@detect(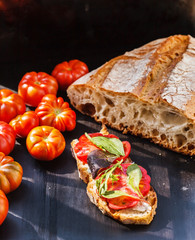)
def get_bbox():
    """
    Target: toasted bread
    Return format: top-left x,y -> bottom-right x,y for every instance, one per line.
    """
87,179 -> 157,225
71,127 -> 157,224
